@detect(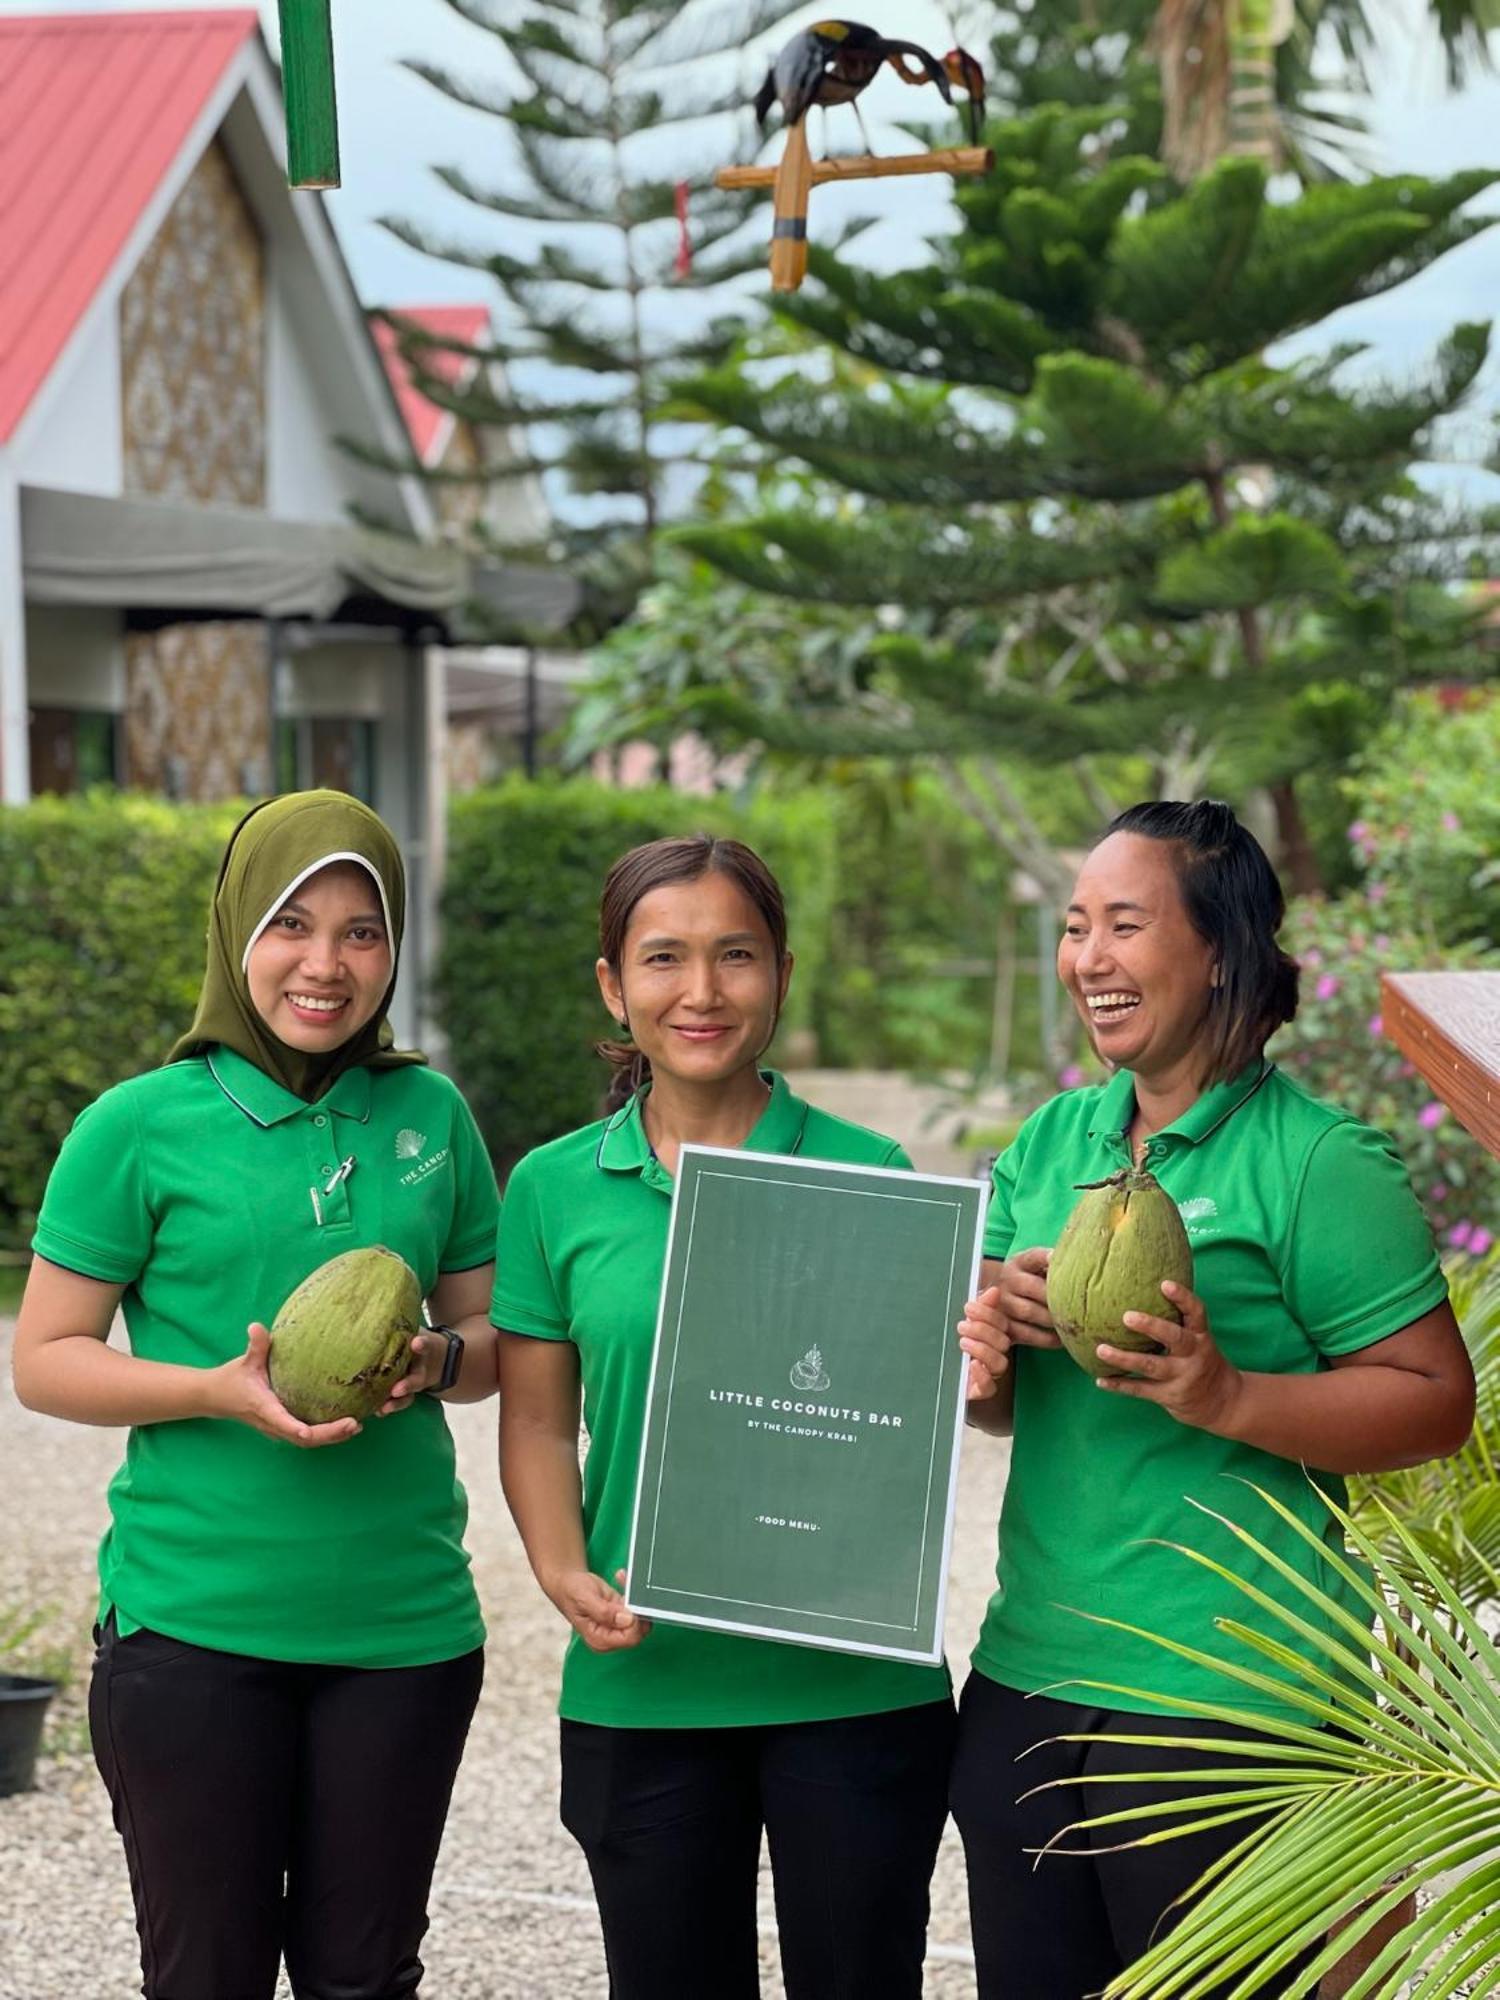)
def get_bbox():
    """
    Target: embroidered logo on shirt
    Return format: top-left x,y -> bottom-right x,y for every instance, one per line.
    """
1177,1196 -> 1218,1223
400,1144 -> 450,1188
395,1128 -> 426,1160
